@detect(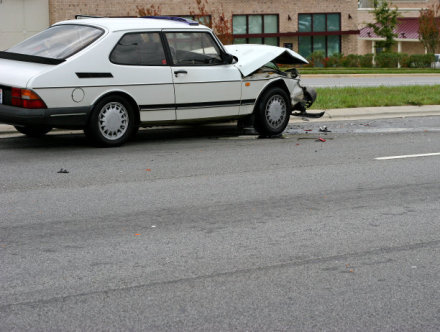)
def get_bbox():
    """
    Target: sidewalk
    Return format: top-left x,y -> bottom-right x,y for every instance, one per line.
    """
1,105 -> 440,134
